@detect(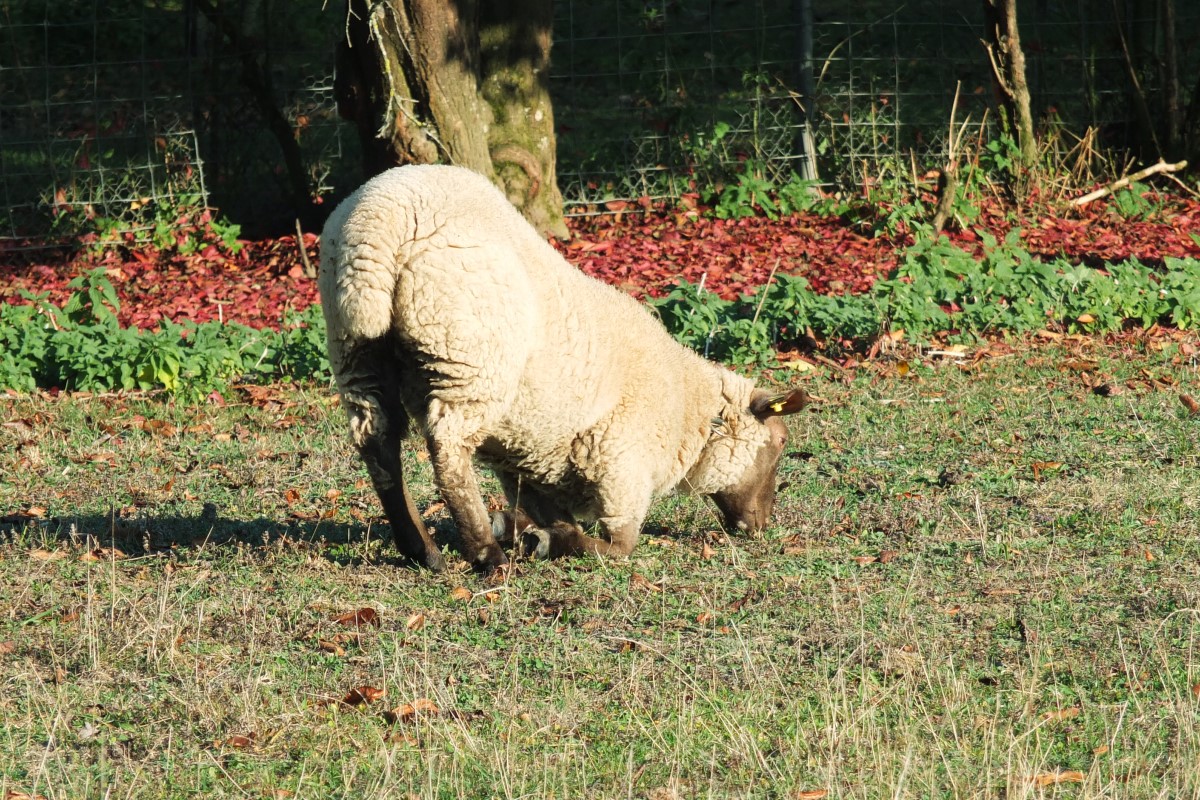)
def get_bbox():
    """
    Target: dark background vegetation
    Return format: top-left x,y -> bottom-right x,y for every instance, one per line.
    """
1,0 -> 1198,243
